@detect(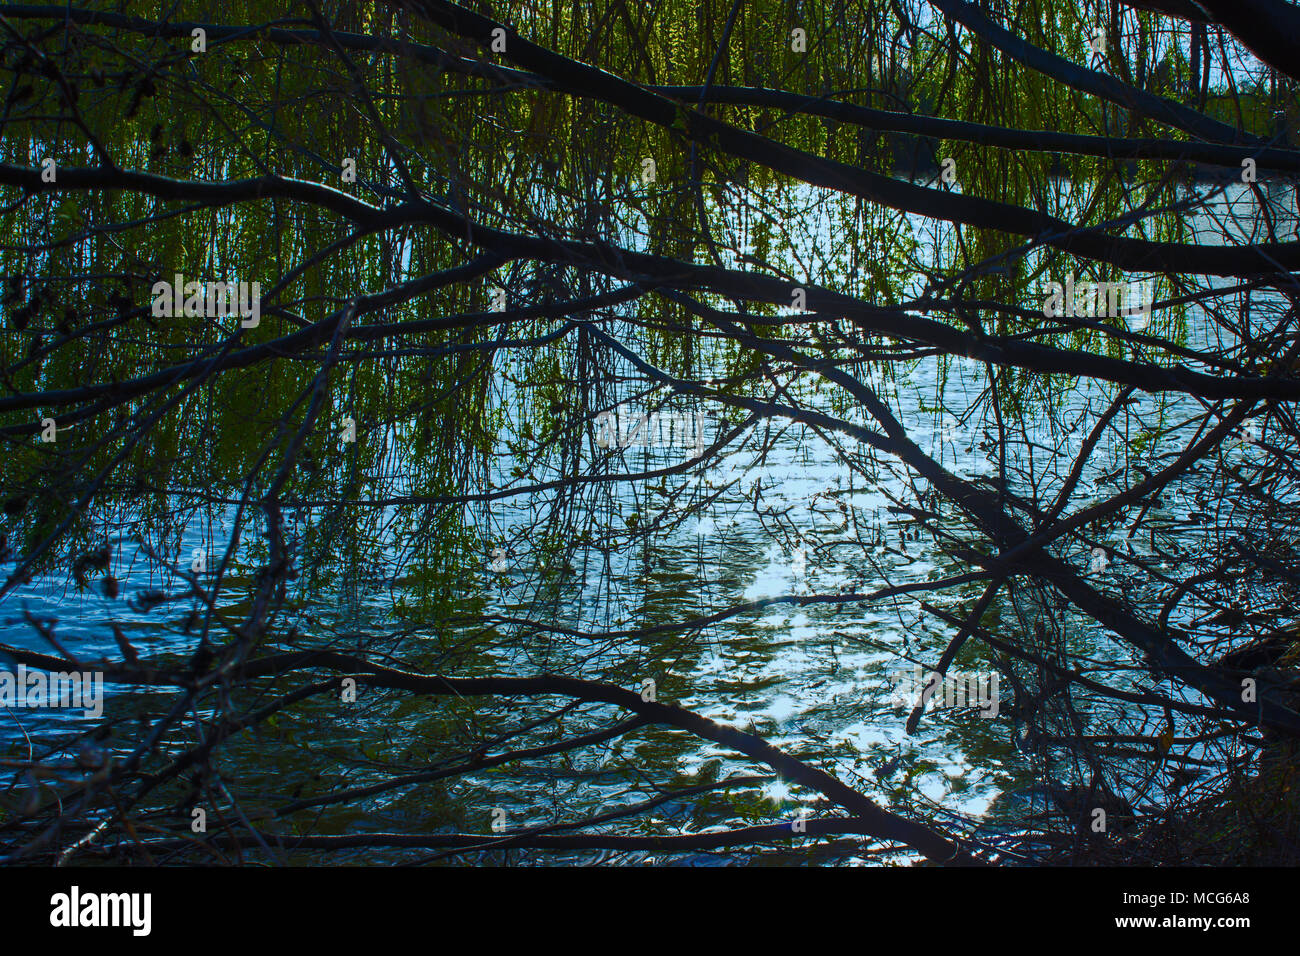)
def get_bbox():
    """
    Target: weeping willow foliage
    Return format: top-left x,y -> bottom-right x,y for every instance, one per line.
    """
0,0 -> 1246,564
